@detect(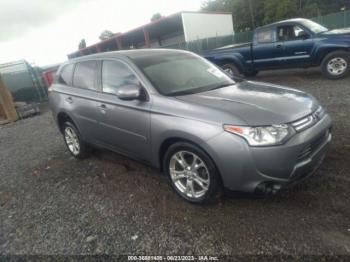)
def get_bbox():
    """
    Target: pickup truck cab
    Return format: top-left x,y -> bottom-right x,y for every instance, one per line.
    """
203,18 -> 350,79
